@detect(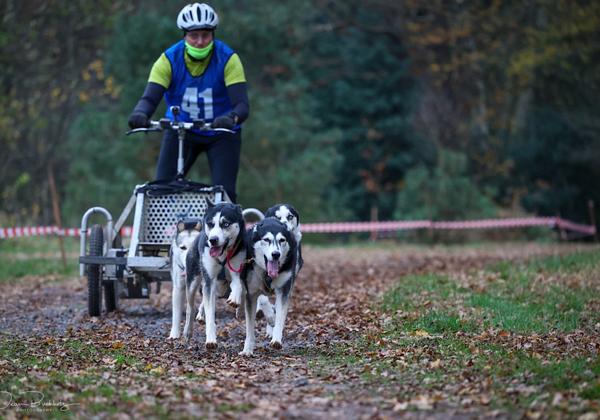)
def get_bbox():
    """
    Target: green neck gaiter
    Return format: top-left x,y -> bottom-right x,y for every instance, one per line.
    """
185,41 -> 214,60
